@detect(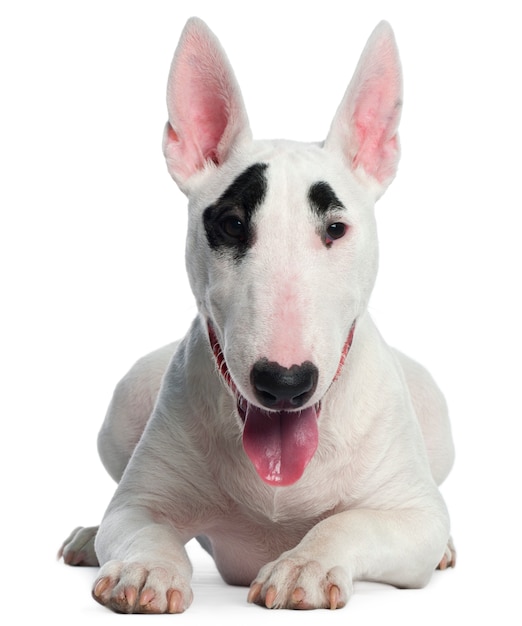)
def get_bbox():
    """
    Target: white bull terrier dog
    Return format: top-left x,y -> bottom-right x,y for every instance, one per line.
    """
60,17 -> 456,613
